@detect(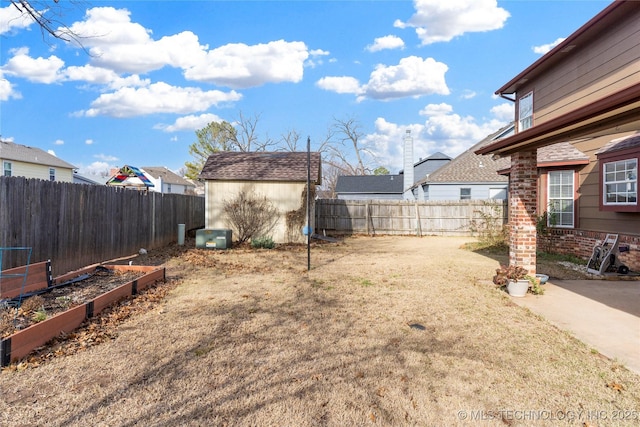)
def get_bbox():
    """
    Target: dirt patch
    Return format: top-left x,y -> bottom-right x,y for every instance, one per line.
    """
1,268 -> 144,337
0,236 -> 638,427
